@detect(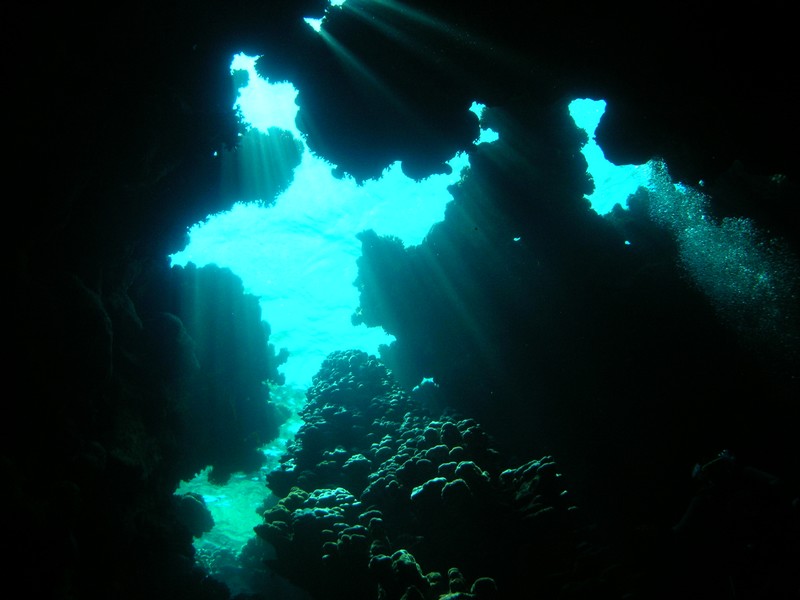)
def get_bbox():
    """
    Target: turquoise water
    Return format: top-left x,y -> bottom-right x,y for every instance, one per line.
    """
569,98 -> 652,214
170,58 -> 645,390
169,55 -> 658,587
171,54 -> 476,389
173,51 -> 798,594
